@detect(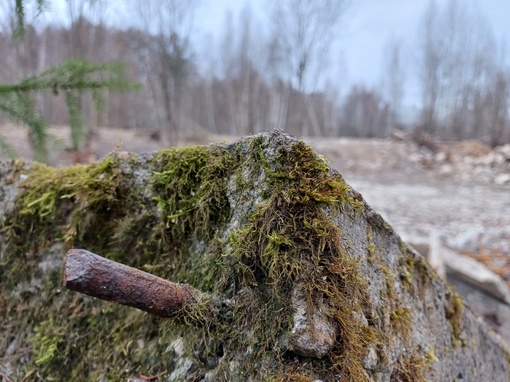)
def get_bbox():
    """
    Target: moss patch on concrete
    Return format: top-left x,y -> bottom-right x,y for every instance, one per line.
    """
0,132 -> 469,381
